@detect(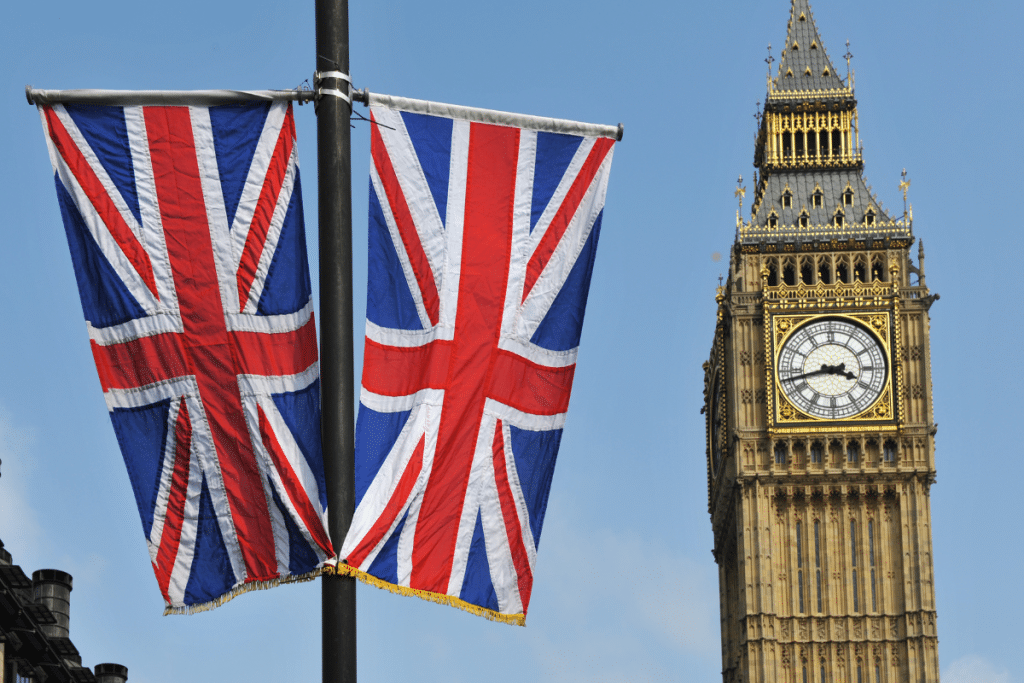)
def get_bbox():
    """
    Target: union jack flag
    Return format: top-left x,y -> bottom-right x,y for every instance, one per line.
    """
38,100 -> 333,612
339,102 -> 616,624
